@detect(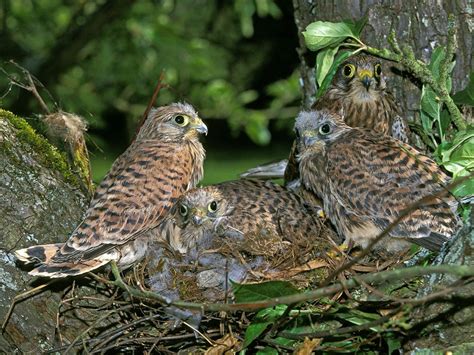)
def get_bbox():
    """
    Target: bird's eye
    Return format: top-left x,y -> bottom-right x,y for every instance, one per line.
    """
294,129 -> 301,139
374,63 -> 382,77
179,204 -> 188,216
174,115 -> 189,126
208,201 -> 218,213
342,64 -> 356,78
319,123 -> 331,135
